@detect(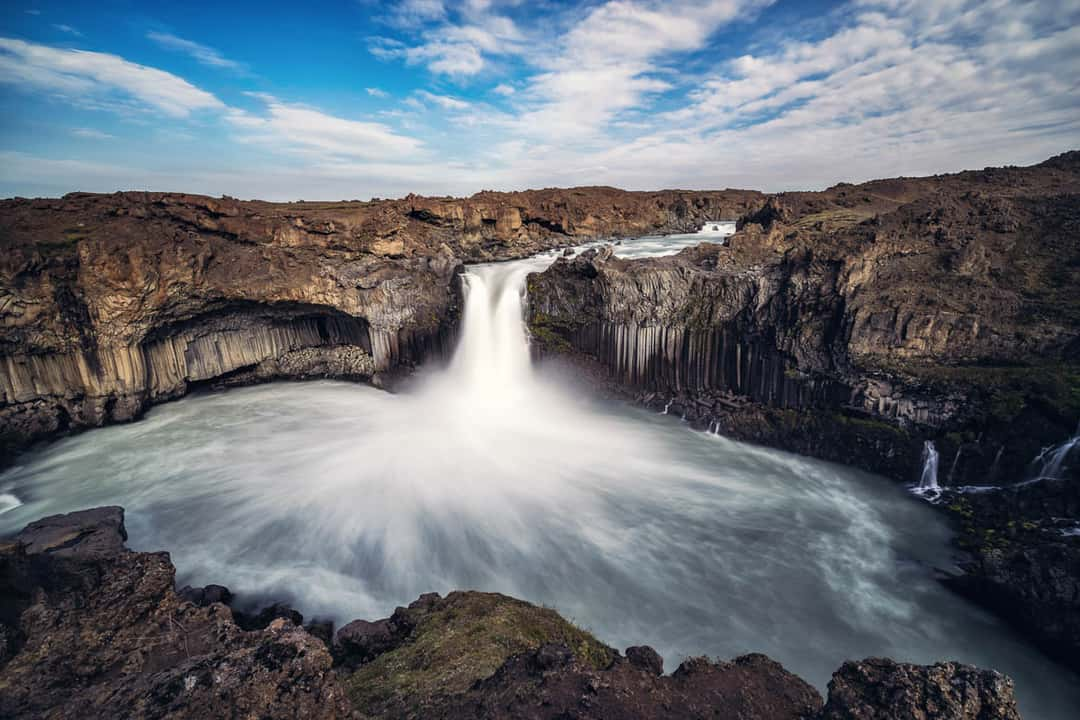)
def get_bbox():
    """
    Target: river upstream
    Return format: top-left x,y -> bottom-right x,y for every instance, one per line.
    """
2,232 -> 1078,718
